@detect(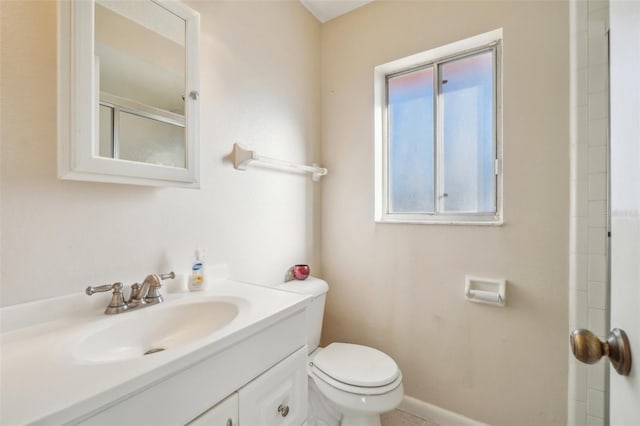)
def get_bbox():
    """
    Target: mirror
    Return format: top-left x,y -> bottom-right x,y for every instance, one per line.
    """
95,1 -> 186,167
58,0 -> 200,188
